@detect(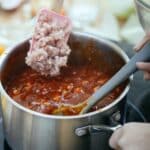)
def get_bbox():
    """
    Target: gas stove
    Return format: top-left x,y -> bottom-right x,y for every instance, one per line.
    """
1,43 -> 150,150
